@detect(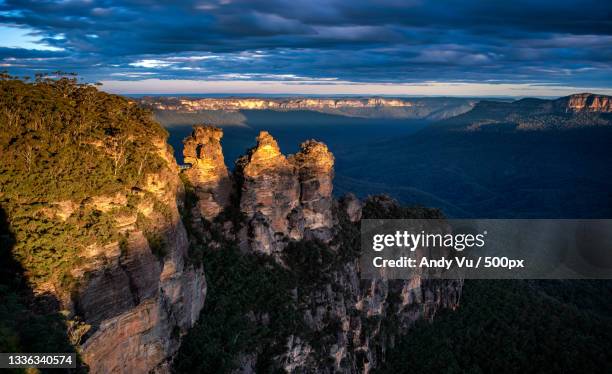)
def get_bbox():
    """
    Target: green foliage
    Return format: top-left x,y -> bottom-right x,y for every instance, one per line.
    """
0,205 -> 84,371
0,76 -> 168,203
174,246 -> 301,373
0,286 -> 78,363
0,76 -> 169,289
5,204 -> 122,289
283,239 -> 334,284
376,280 -> 612,374
362,195 -> 444,220
145,231 -> 168,260
330,201 -> 361,261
